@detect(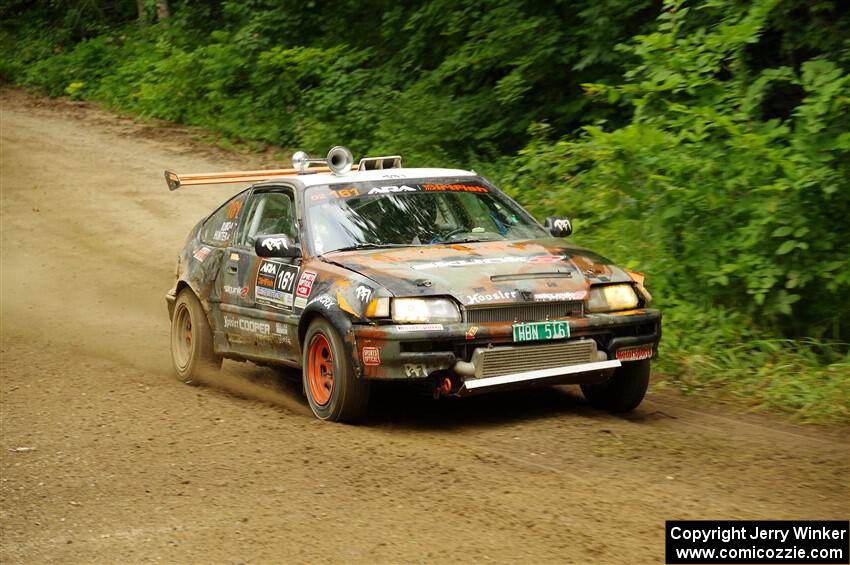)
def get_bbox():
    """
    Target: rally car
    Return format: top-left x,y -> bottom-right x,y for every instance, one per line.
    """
166,147 -> 661,422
